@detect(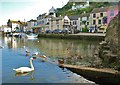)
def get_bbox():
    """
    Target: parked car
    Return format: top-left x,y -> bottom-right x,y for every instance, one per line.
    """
89,26 -> 94,33
52,29 -> 61,34
61,29 -> 72,34
45,30 -> 51,33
